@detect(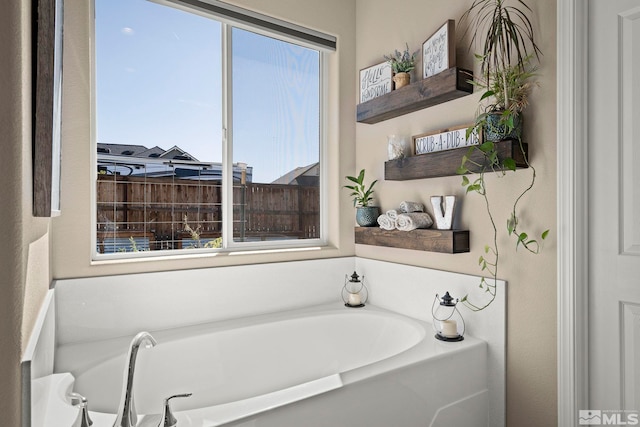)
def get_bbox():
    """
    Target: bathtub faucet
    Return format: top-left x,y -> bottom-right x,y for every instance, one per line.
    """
113,331 -> 157,427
